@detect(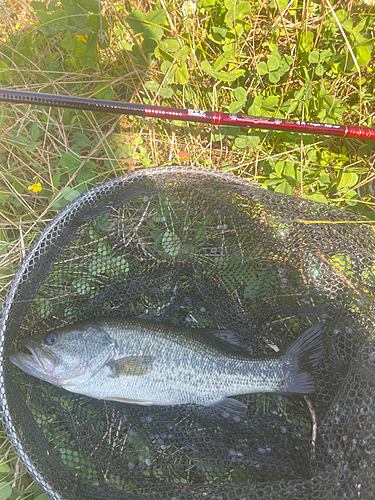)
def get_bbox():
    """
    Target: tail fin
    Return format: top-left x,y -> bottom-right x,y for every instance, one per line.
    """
280,323 -> 323,394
